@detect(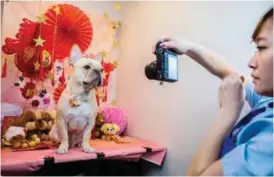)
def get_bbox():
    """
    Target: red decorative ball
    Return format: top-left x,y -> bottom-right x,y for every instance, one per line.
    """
32,100 -> 40,107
